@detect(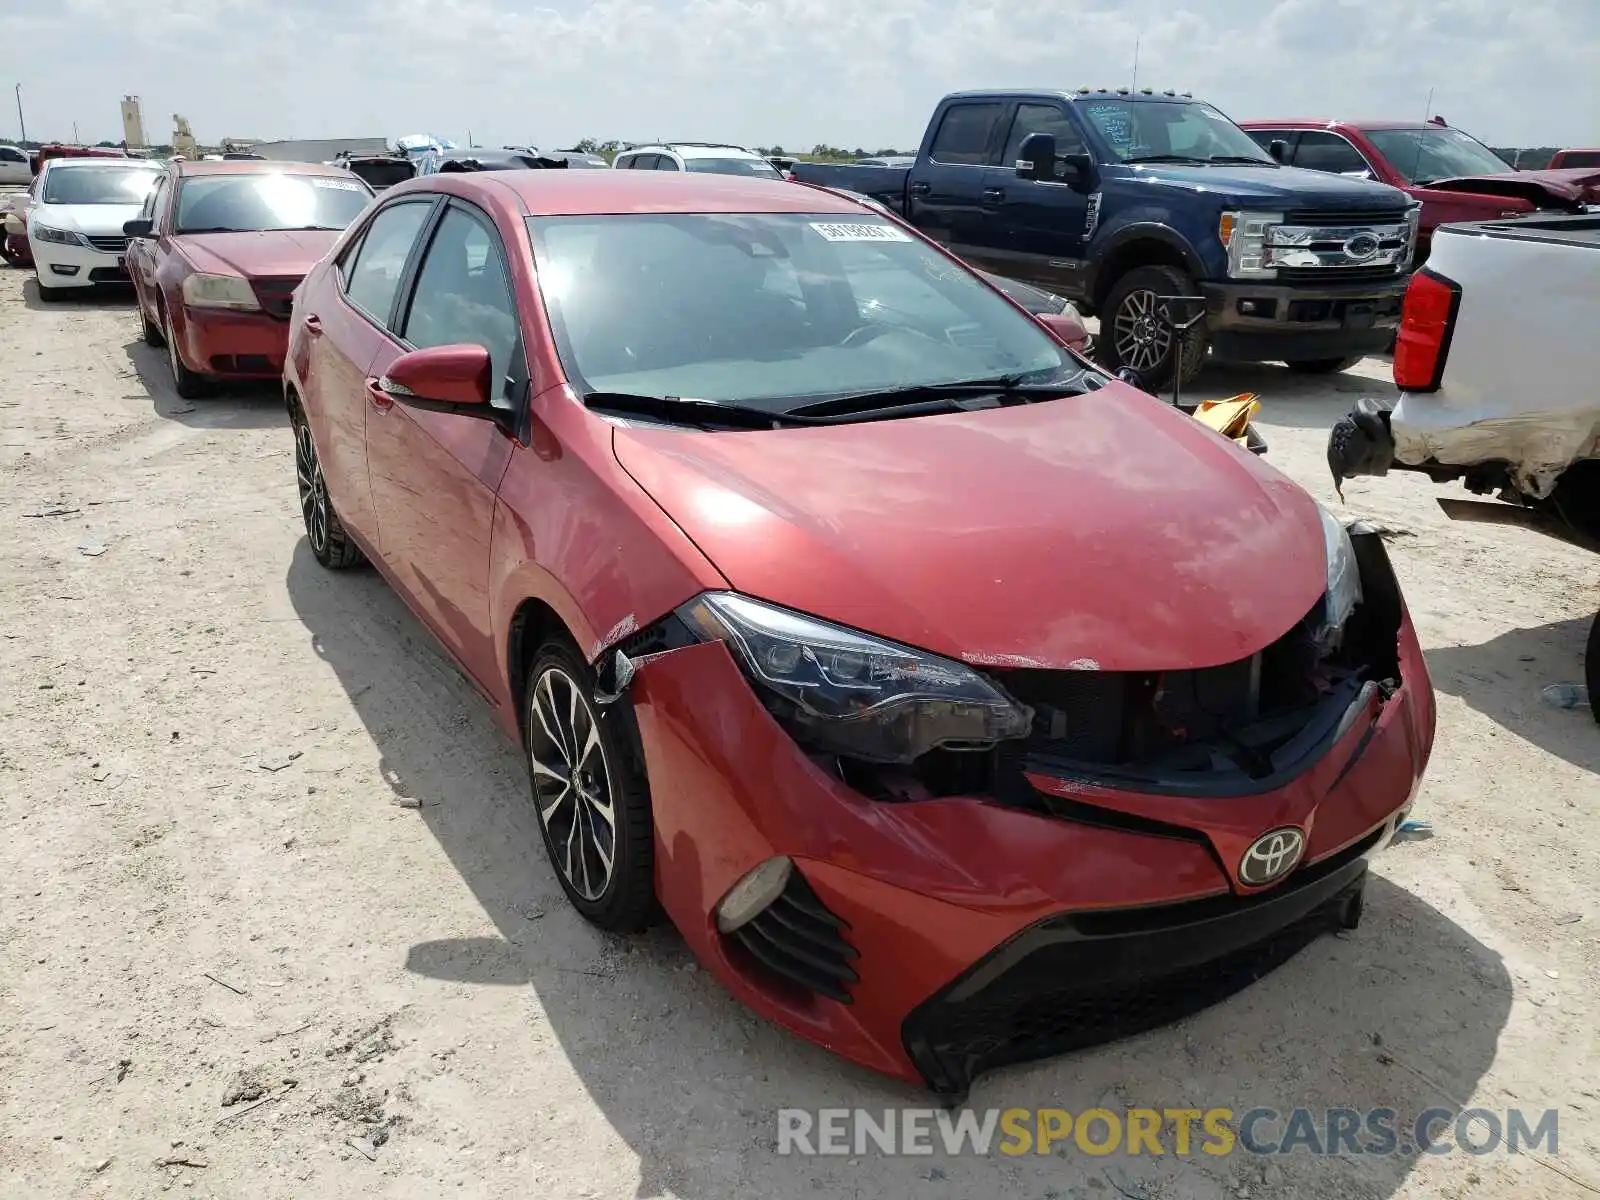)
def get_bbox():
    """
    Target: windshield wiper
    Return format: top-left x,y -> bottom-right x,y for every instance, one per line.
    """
1207,155 -> 1276,165
581,391 -> 808,429
1124,154 -> 1210,165
787,374 -> 1092,418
